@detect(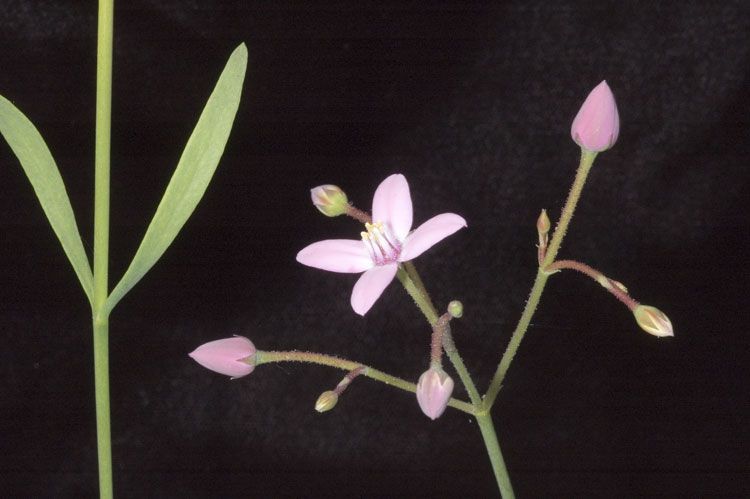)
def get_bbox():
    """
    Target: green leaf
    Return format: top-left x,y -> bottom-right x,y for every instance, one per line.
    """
106,43 -> 248,313
0,95 -> 94,304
